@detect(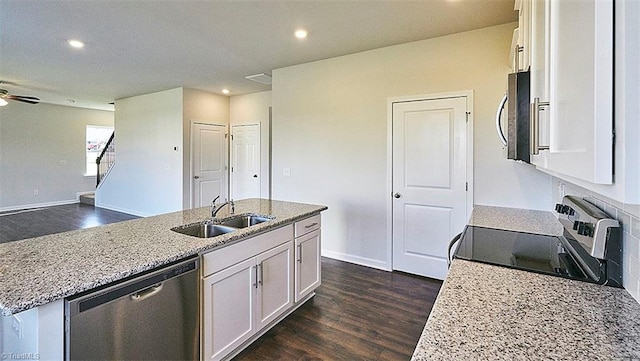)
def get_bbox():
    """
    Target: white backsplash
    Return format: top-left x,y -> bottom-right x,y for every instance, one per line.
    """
552,178 -> 640,303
